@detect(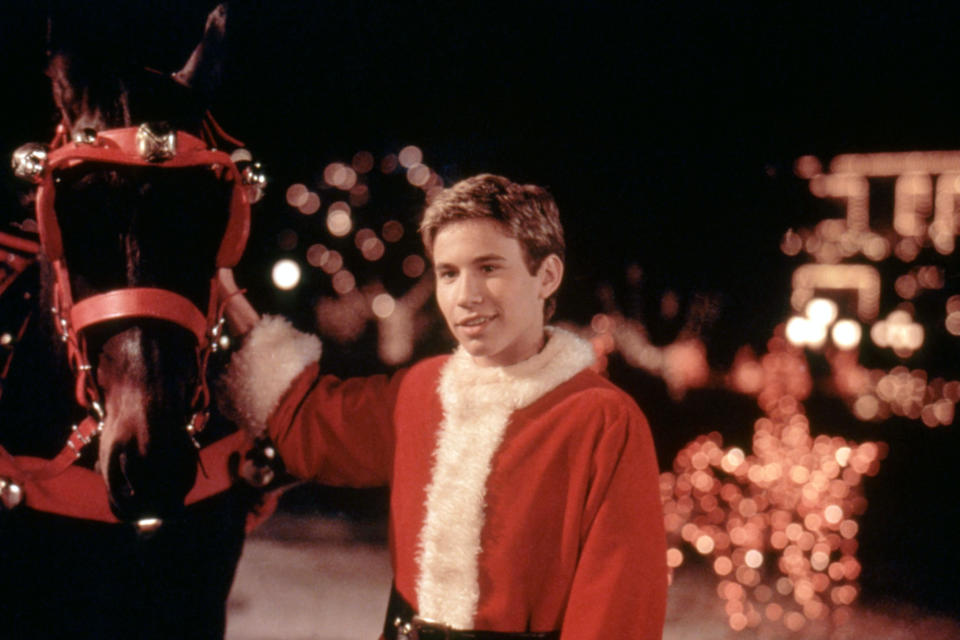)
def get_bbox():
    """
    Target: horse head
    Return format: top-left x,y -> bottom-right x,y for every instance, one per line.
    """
24,3 -> 258,521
